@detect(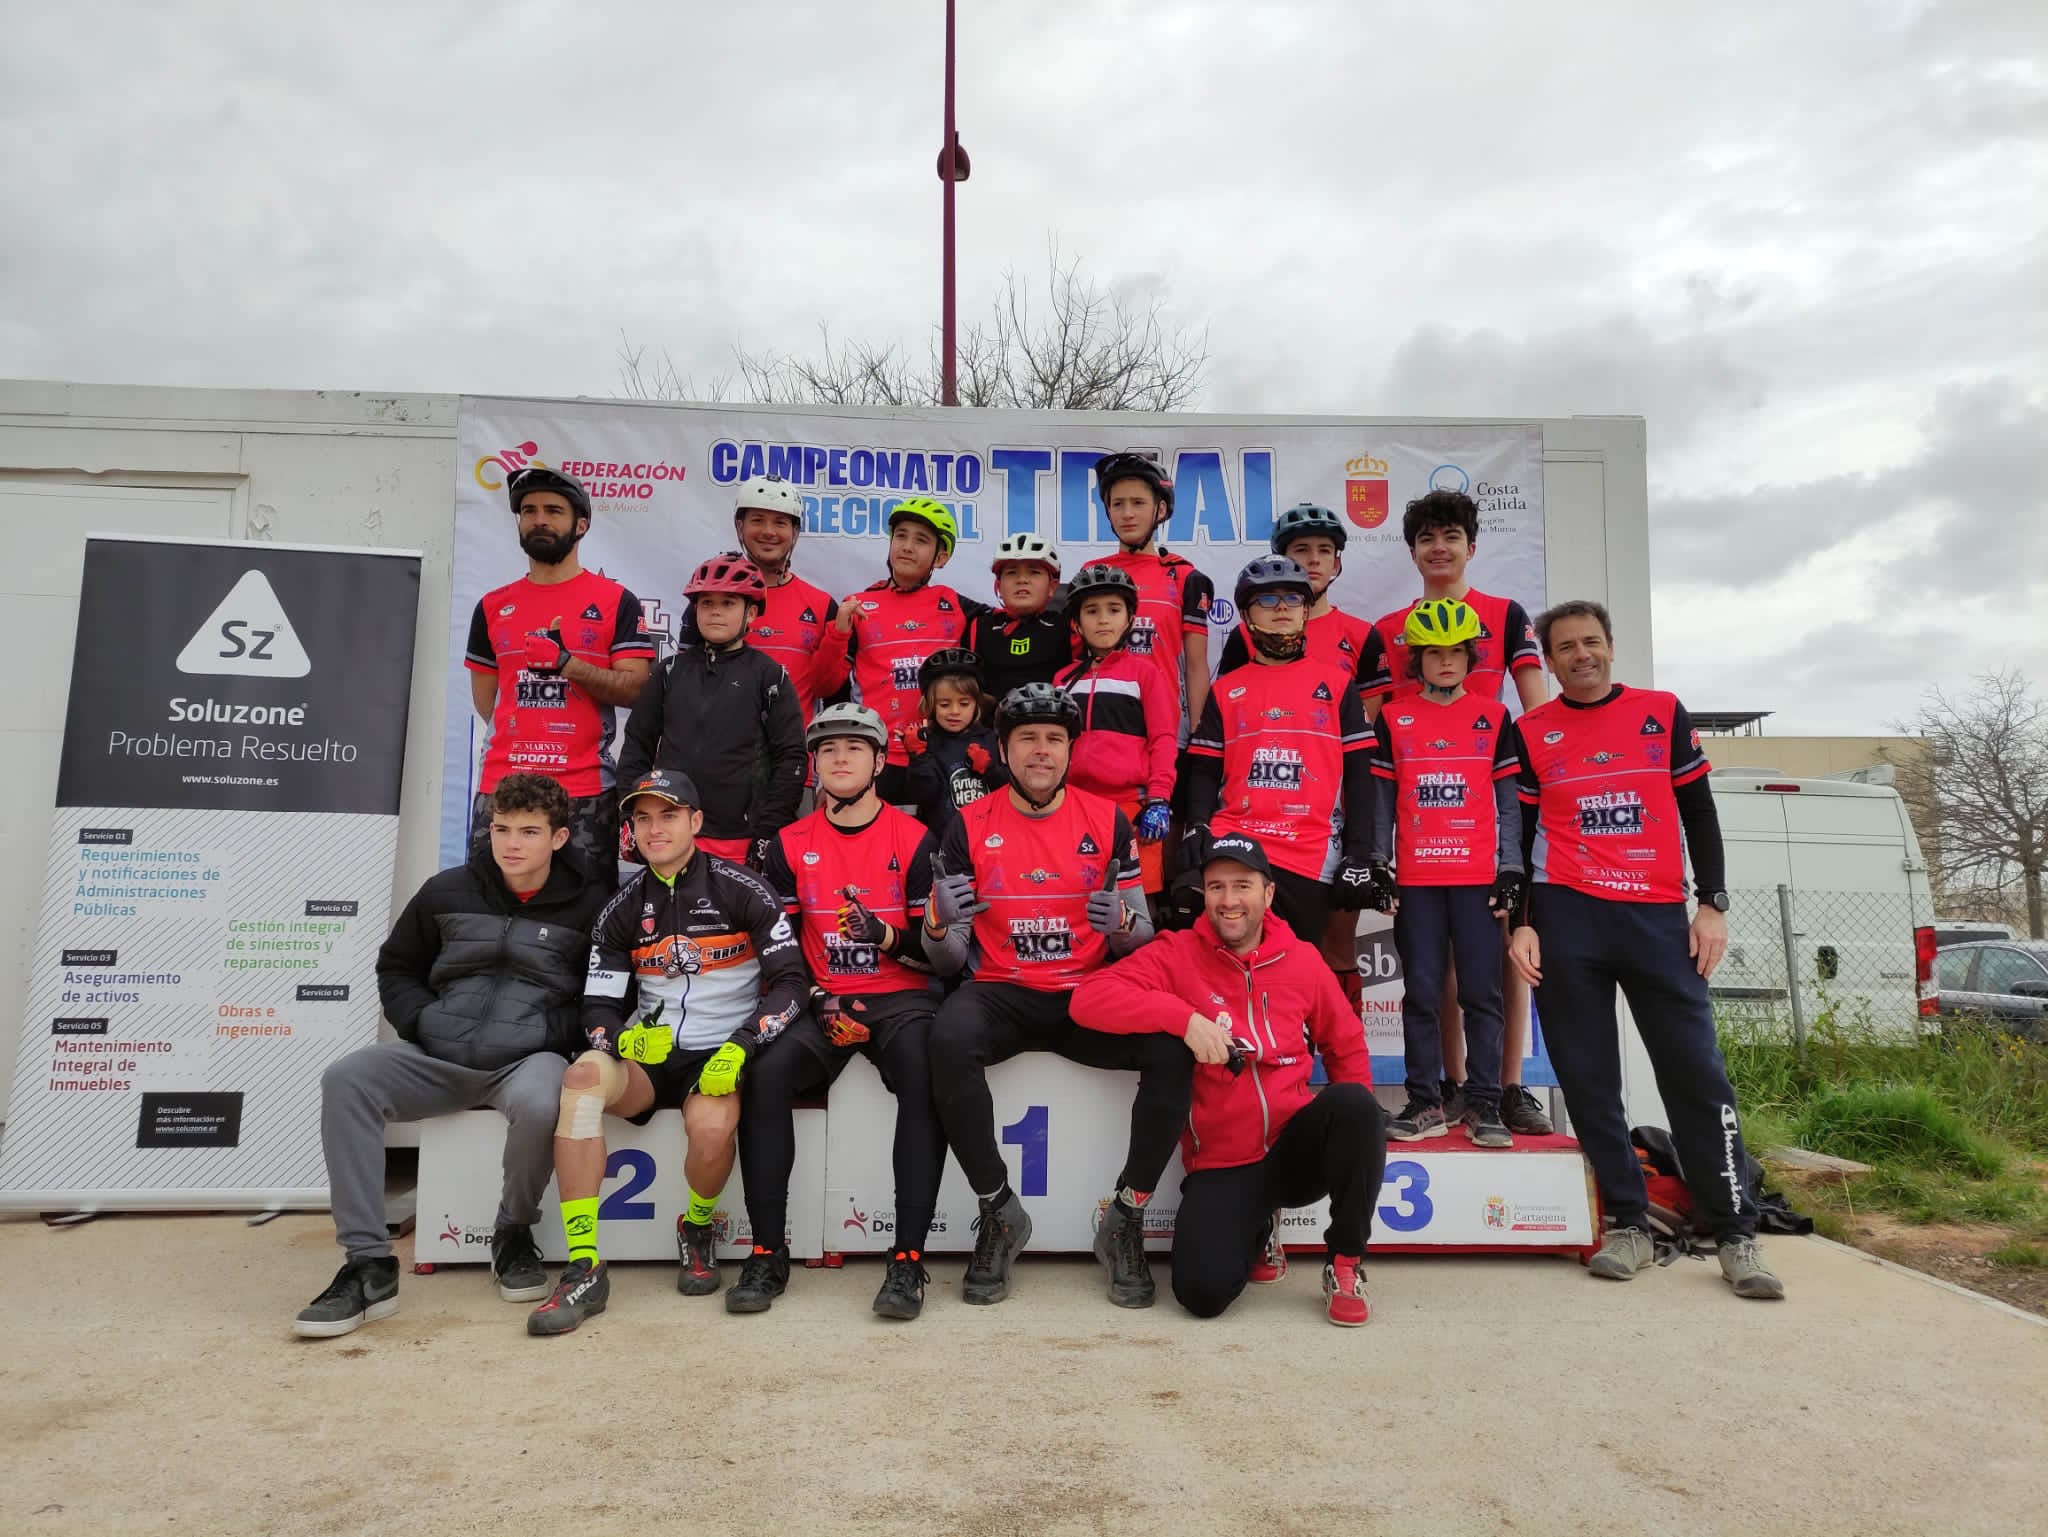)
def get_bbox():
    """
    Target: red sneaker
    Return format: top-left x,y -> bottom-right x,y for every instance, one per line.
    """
1249,1210 -> 1287,1284
1323,1255 -> 1369,1327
